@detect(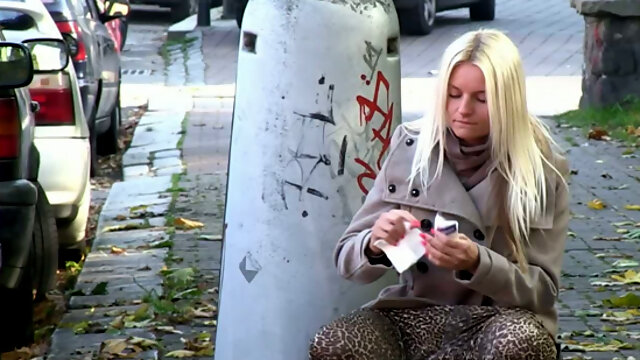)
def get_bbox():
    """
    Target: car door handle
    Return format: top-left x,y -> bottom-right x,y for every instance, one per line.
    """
30,101 -> 40,113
